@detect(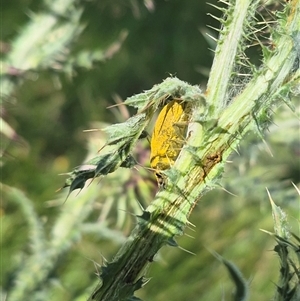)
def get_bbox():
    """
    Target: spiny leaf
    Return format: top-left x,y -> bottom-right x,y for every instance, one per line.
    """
267,188 -> 291,239
101,114 -> 147,148
209,249 -> 249,301
124,77 -> 203,110
62,152 -> 136,196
